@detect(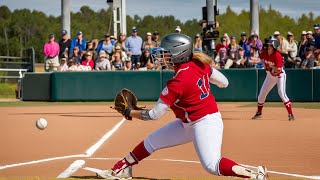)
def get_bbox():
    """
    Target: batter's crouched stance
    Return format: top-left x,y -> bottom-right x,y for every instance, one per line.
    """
97,34 -> 268,180
252,36 -> 294,121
